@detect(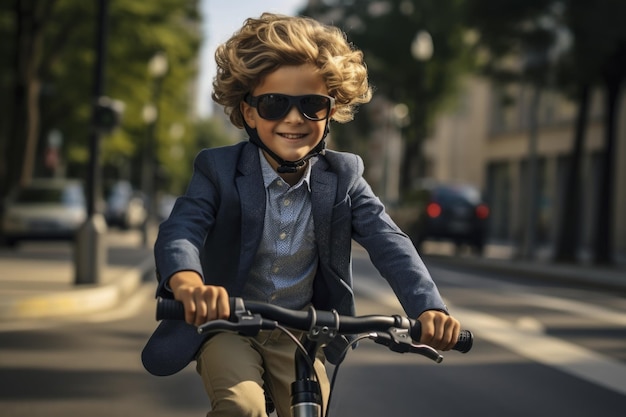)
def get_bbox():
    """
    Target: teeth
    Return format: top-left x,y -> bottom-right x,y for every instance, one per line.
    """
282,134 -> 304,139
